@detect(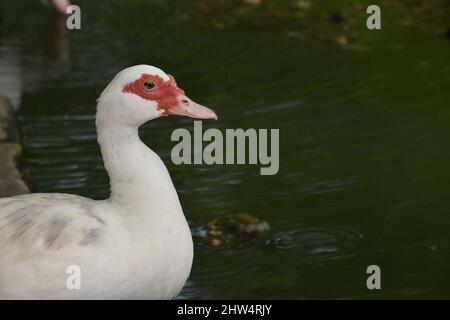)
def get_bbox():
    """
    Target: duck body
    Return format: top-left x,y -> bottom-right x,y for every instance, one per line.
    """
0,132 -> 193,300
0,65 -> 217,299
